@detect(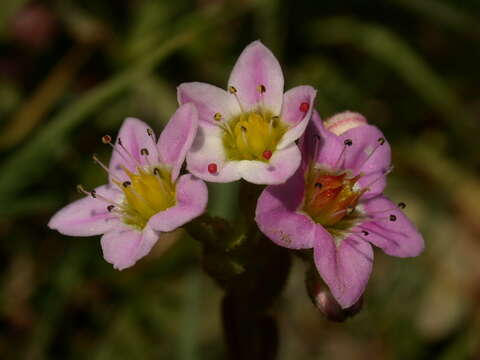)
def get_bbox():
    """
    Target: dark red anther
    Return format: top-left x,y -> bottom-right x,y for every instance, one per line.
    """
207,163 -> 218,174
262,150 -> 273,160
300,102 -> 310,112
